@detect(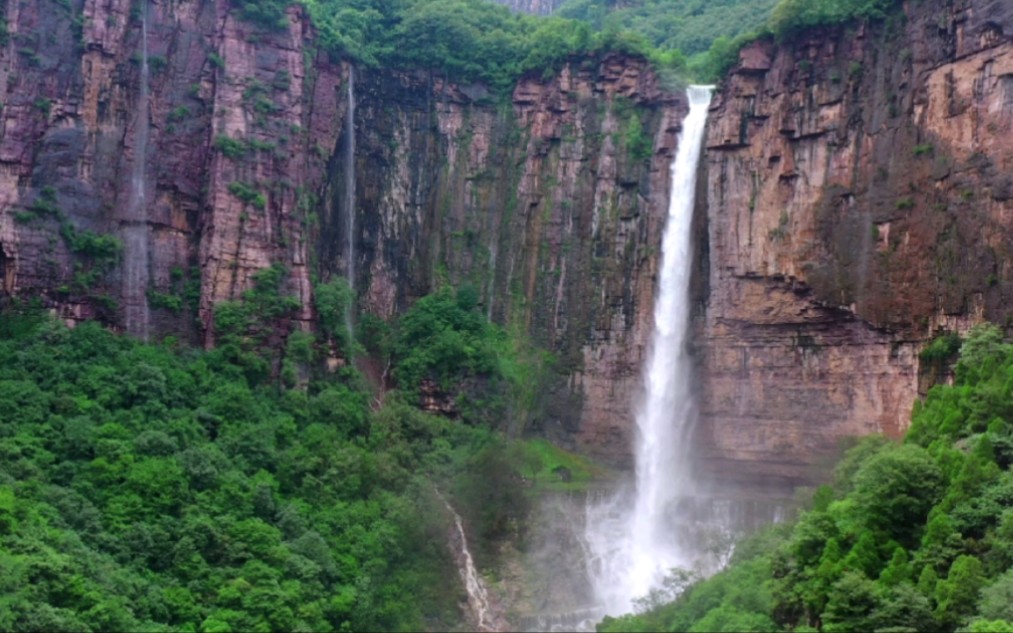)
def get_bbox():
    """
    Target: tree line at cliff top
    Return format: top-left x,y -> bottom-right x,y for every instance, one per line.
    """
231,0 -> 904,88
599,324 -> 1013,633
